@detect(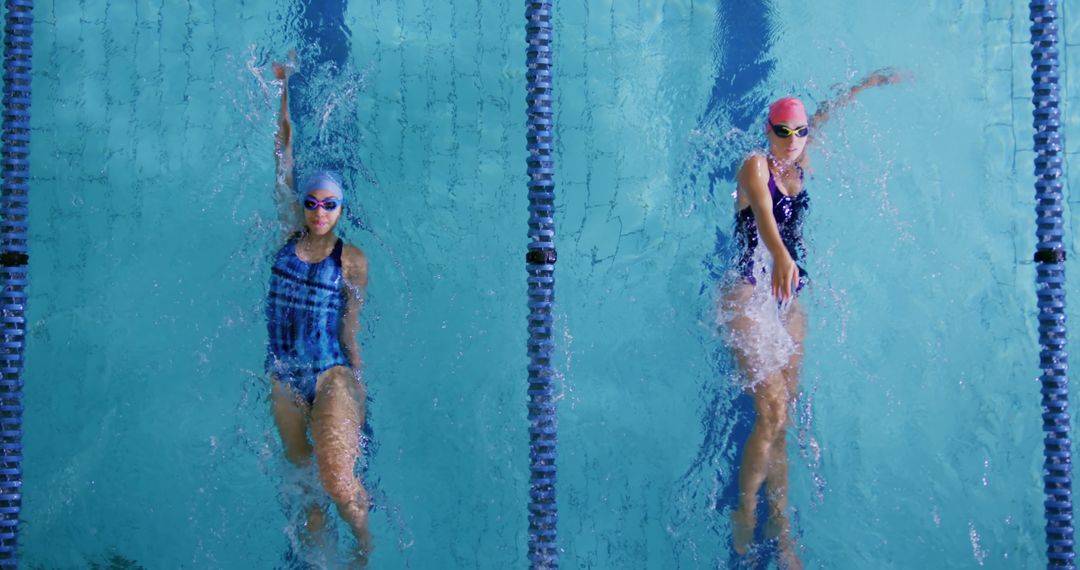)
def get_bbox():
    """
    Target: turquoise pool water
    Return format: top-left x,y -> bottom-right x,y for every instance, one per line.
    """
21,0 -> 1080,568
